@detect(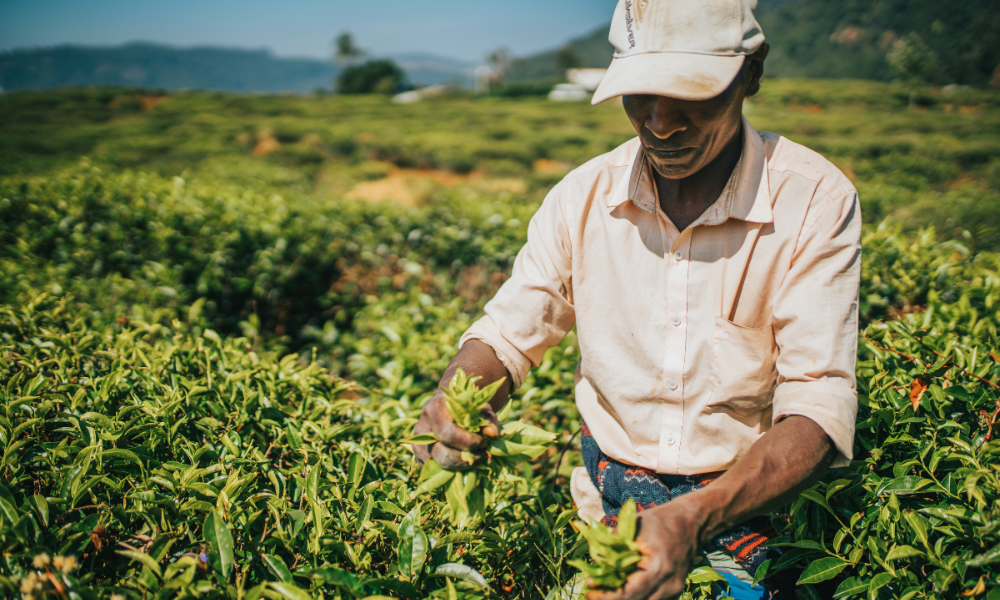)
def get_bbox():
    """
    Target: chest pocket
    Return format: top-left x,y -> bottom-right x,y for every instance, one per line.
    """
708,316 -> 778,416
